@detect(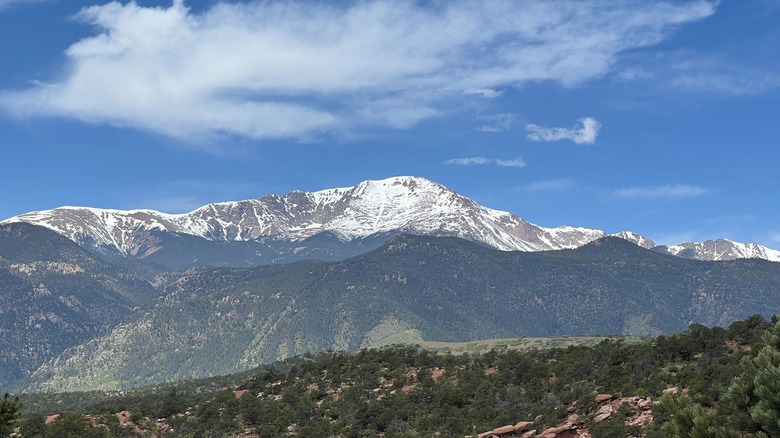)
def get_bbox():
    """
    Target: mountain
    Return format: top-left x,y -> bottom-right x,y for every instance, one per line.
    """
4,177 -> 778,267
653,239 -> 780,261
0,177 -> 606,263
20,235 -> 780,392
0,223 -> 161,390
